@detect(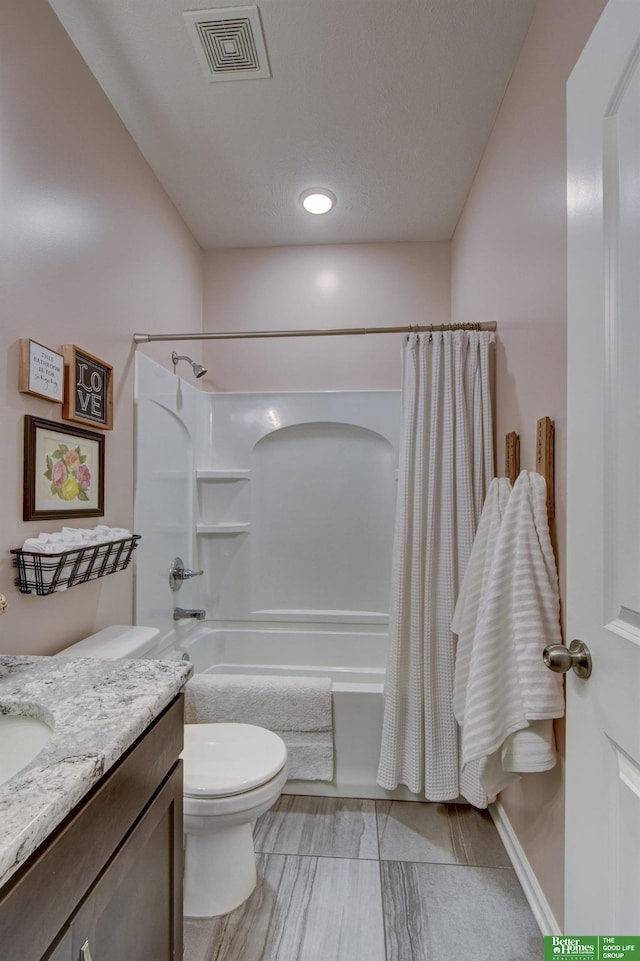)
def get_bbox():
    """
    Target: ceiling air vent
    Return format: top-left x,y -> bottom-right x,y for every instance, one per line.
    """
184,6 -> 271,82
